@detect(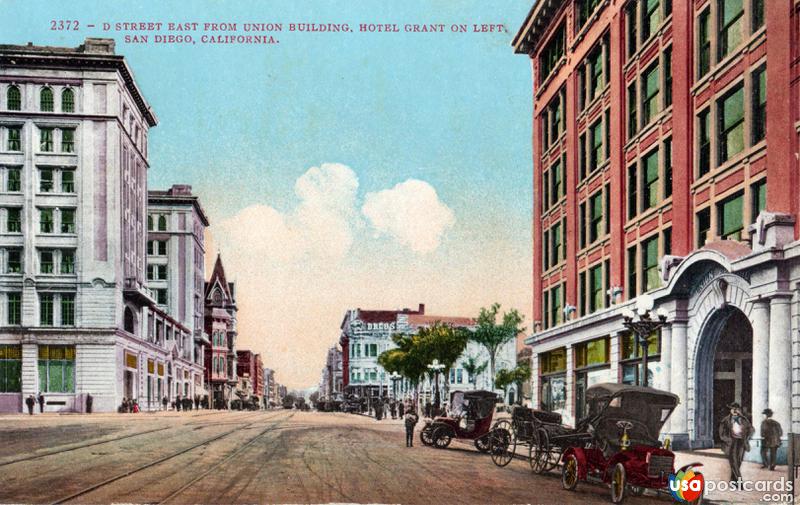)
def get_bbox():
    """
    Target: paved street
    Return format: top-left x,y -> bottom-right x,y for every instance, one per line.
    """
0,409 -> 684,505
